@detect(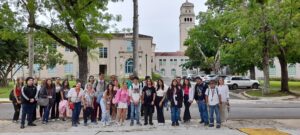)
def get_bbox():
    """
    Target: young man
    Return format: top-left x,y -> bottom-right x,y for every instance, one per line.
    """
205,80 -> 222,128
20,77 -> 38,129
130,76 -> 142,126
93,73 -> 106,122
194,77 -> 209,126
